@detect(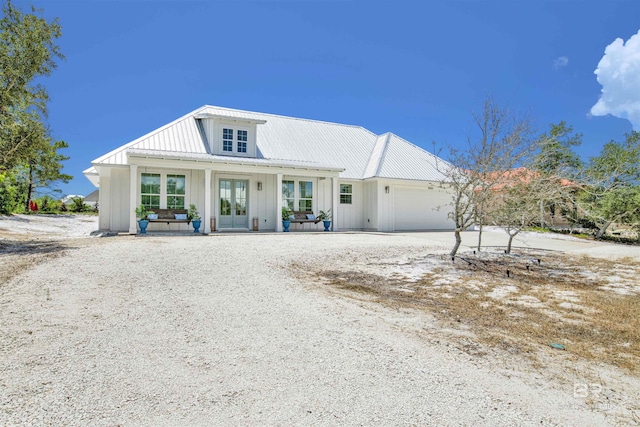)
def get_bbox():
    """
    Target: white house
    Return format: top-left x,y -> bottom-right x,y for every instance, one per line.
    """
84,105 -> 453,234
83,190 -> 99,209
60,194 -> 84,206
